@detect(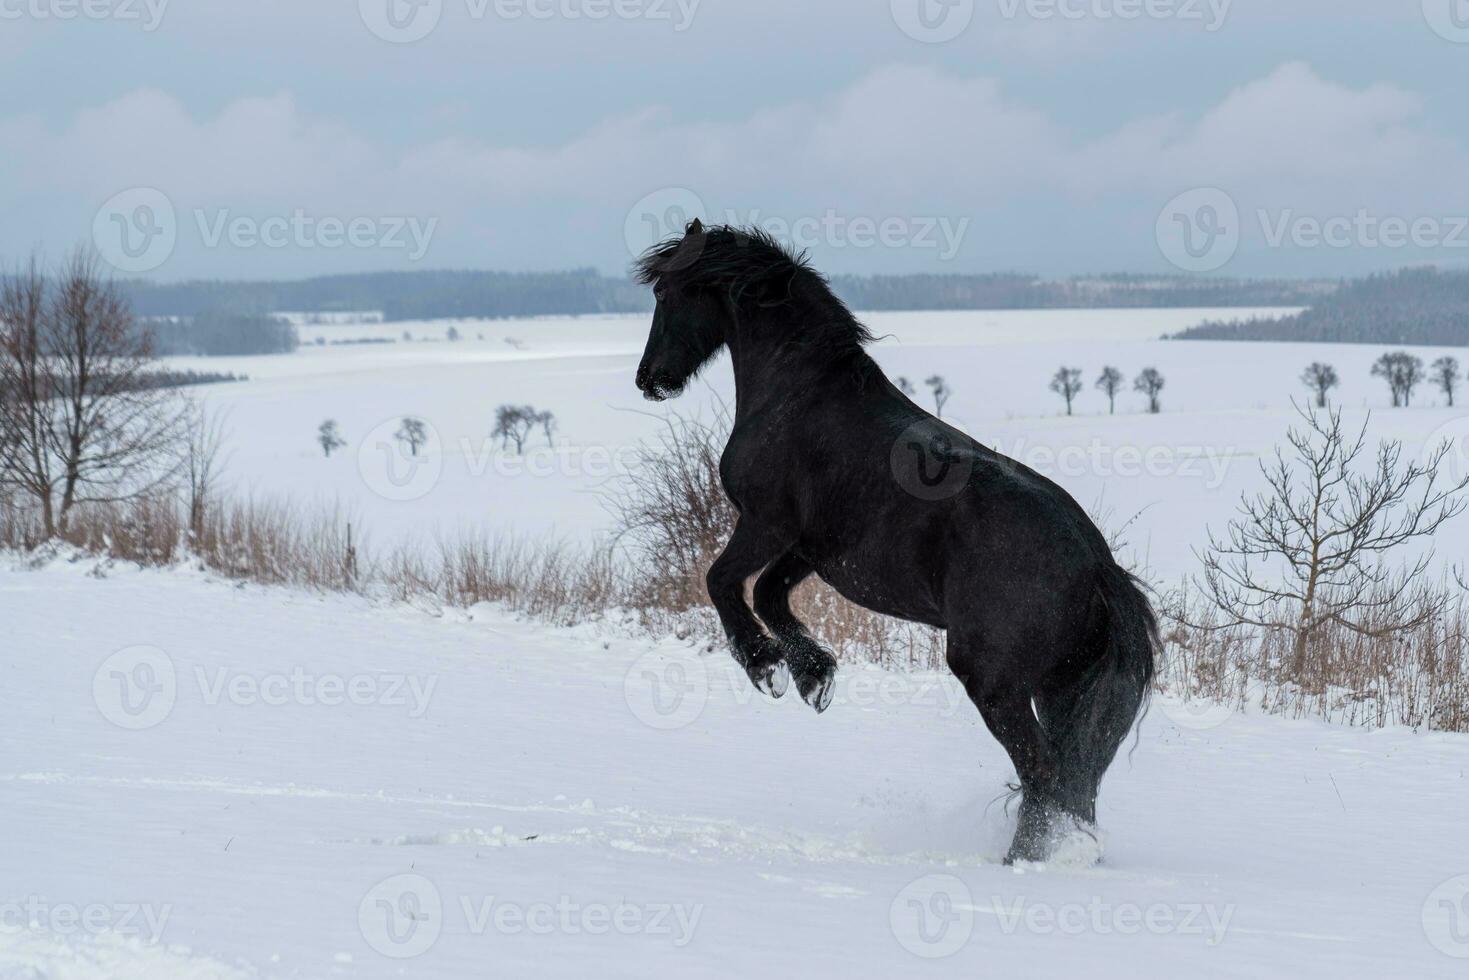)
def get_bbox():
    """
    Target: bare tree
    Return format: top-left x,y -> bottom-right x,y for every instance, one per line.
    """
1049,366 -> 1082,416
0,250 -> 189,537
1133,367 -> 1165,414
1095,366 -> 1123,415
395,417 -> 428,457
925,375 -> 951,419
535,409 -> 557,445
1300,362 -> 1339,408
185,406 -> 229,539
318,420 -> 346,458
493,405 -> 537,454
1431,356 -> 1461,408
894,376 -> 917,399
1195,405 -> 1469,671
1371,351 -> 1425,408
